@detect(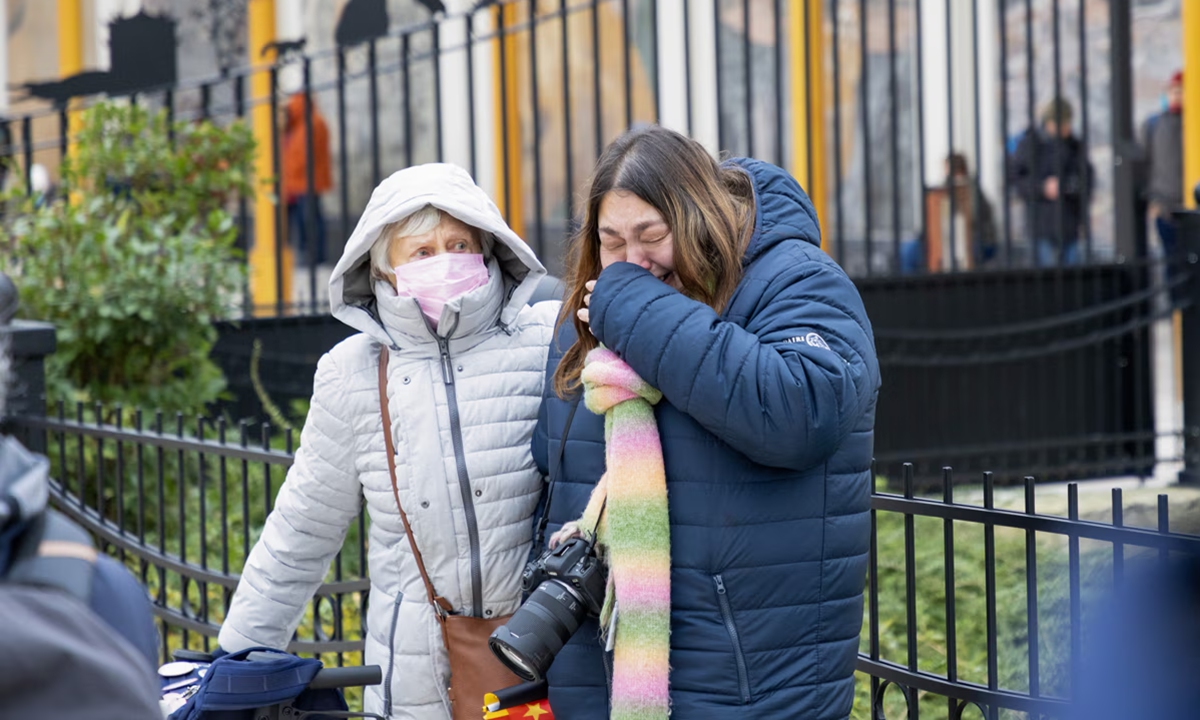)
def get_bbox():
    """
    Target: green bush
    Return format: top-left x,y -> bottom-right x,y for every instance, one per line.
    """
1,101 -> 255,416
